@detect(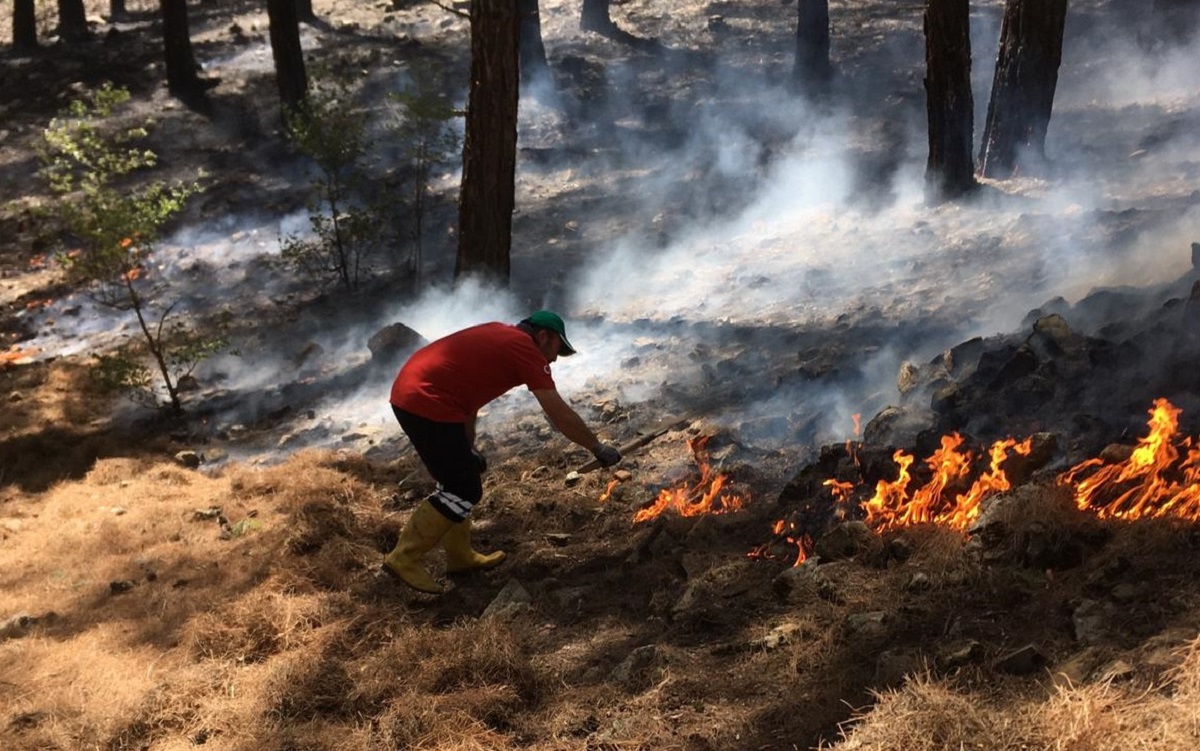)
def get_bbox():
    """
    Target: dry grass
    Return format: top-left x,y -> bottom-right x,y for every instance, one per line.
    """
824,637 -> 1200,751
